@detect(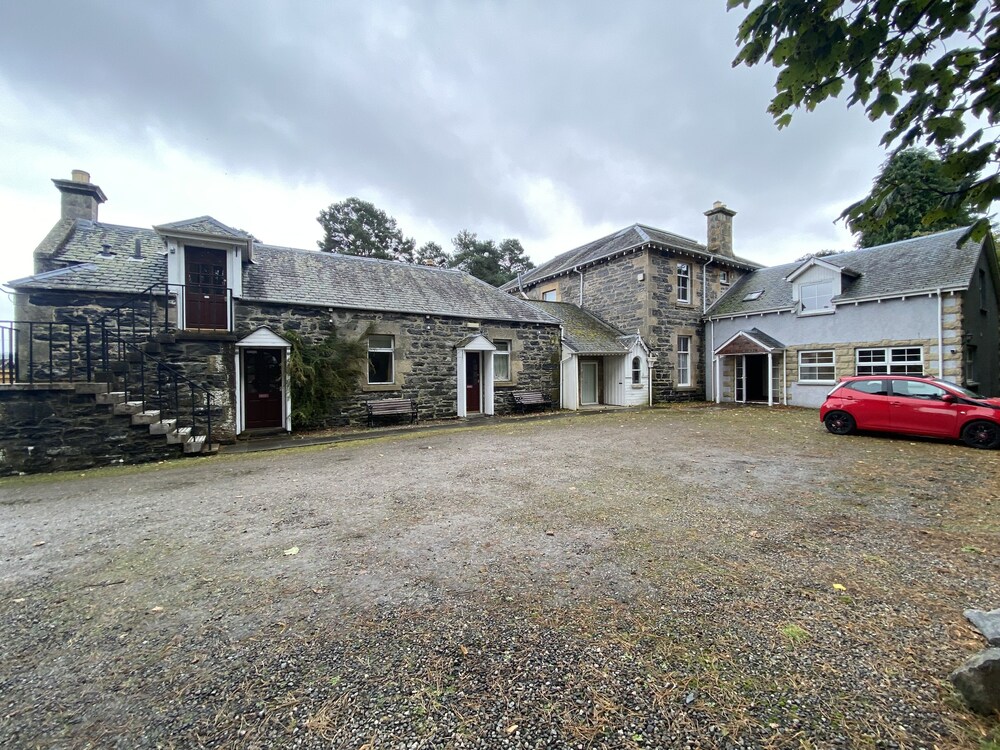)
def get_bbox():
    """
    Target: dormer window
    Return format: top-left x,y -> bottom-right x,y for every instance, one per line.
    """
800,280 -> 834,313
